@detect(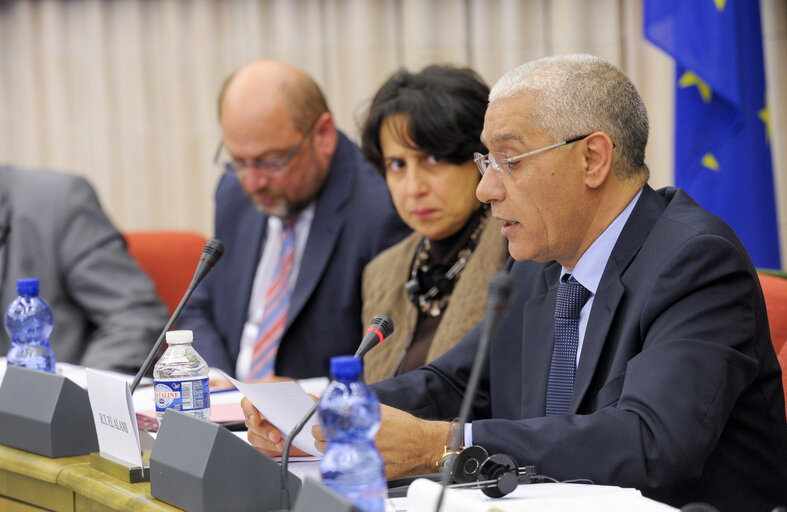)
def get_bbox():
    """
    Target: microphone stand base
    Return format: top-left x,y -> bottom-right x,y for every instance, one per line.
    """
89,451 -> 151,483
0,366 -> 99,457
